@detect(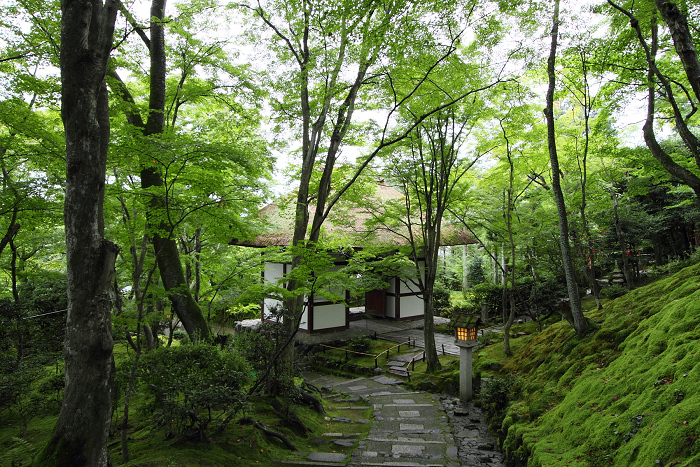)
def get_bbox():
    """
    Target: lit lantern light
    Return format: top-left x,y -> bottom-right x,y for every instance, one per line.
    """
454,314 -> 480,344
